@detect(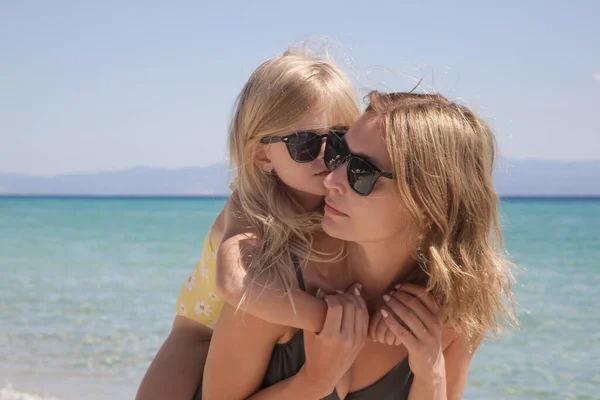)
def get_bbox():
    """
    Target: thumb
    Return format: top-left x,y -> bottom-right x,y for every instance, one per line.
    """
346,282 -> 363,296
